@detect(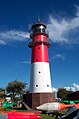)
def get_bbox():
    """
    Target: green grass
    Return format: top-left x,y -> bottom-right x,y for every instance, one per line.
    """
41,114 -> 55,119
